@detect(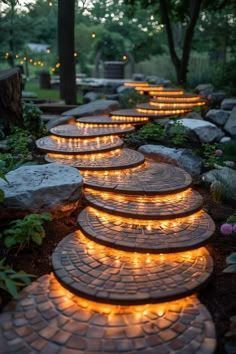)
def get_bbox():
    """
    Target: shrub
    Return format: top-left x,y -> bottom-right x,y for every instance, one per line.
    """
7,127 -> 32,162
22,102 -> 45,137
119,90 -> 148,109
124,122 -> 165,148
201,143 -> 218,168
1,213 -> 52,250
0,258 -> 32,298
169,120 -> 187,146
